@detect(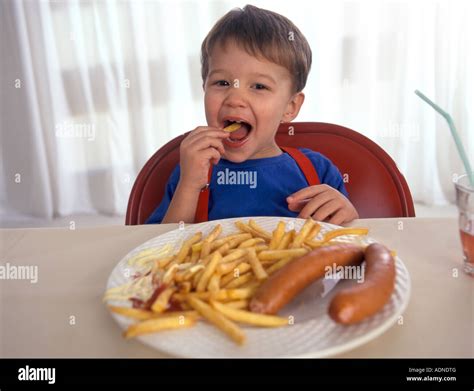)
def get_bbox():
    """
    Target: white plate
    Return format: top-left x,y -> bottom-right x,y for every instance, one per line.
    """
106,216 -> 411,358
